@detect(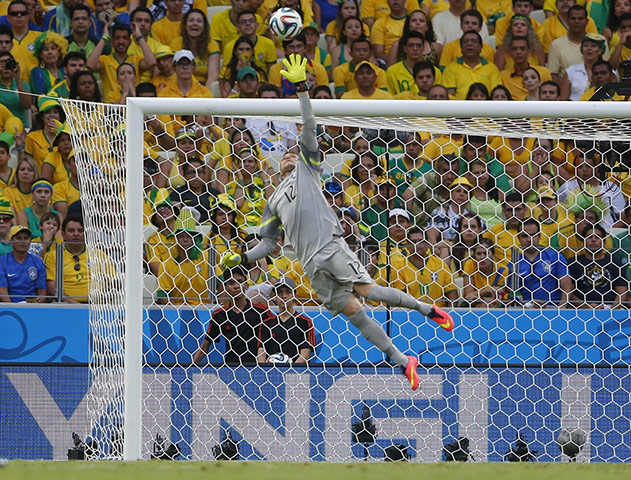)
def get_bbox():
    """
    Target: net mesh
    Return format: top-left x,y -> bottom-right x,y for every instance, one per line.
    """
59,97 -> 631,462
